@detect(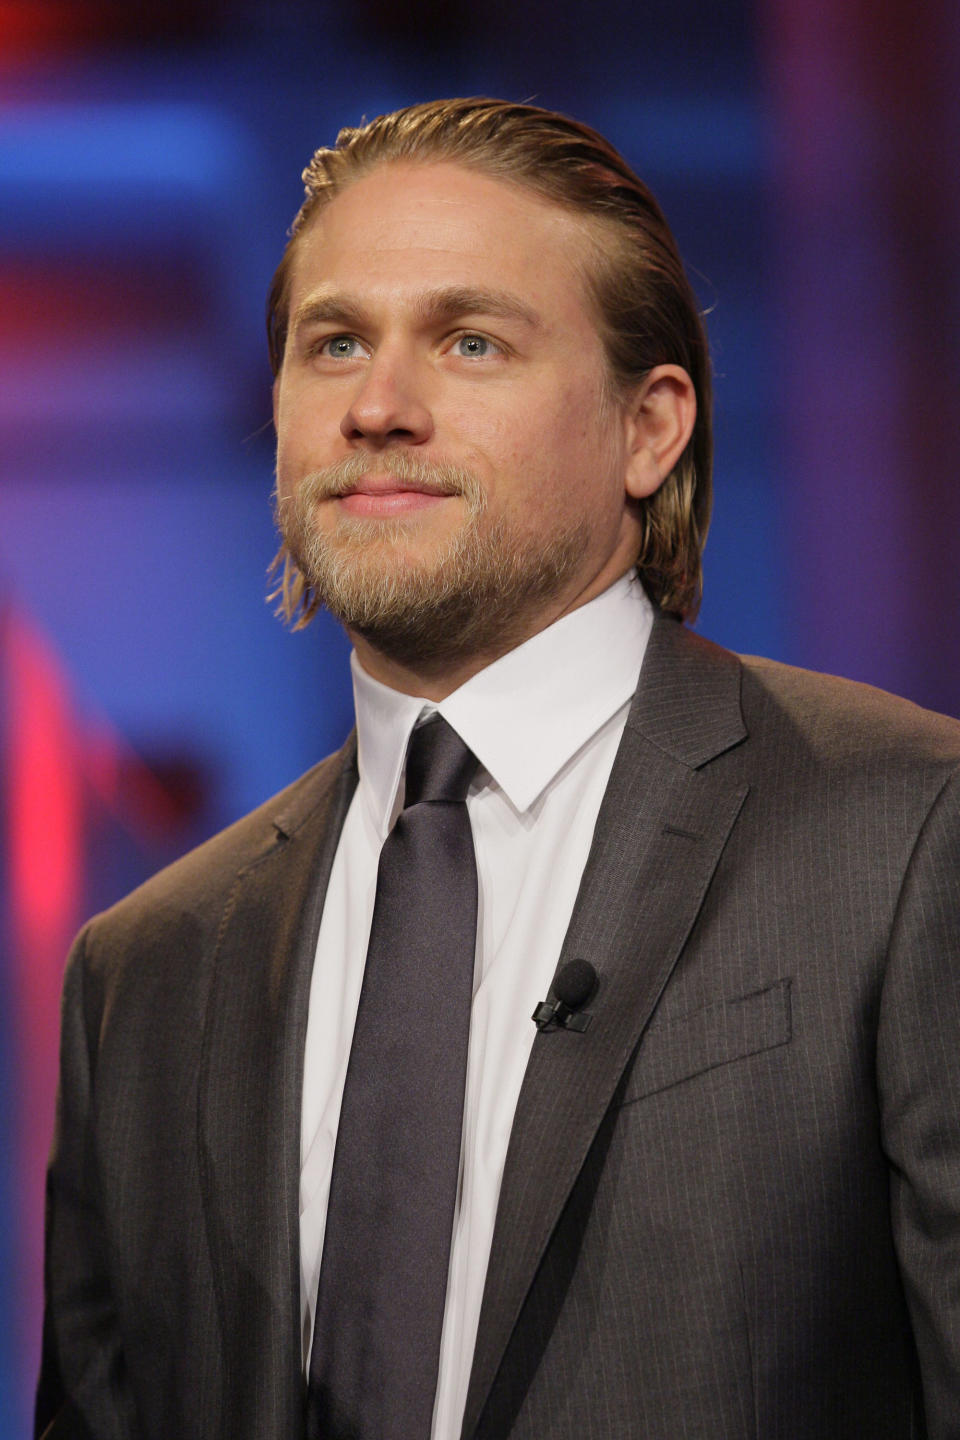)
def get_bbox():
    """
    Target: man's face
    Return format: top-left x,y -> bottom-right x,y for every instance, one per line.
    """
273,160 -> 646,679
